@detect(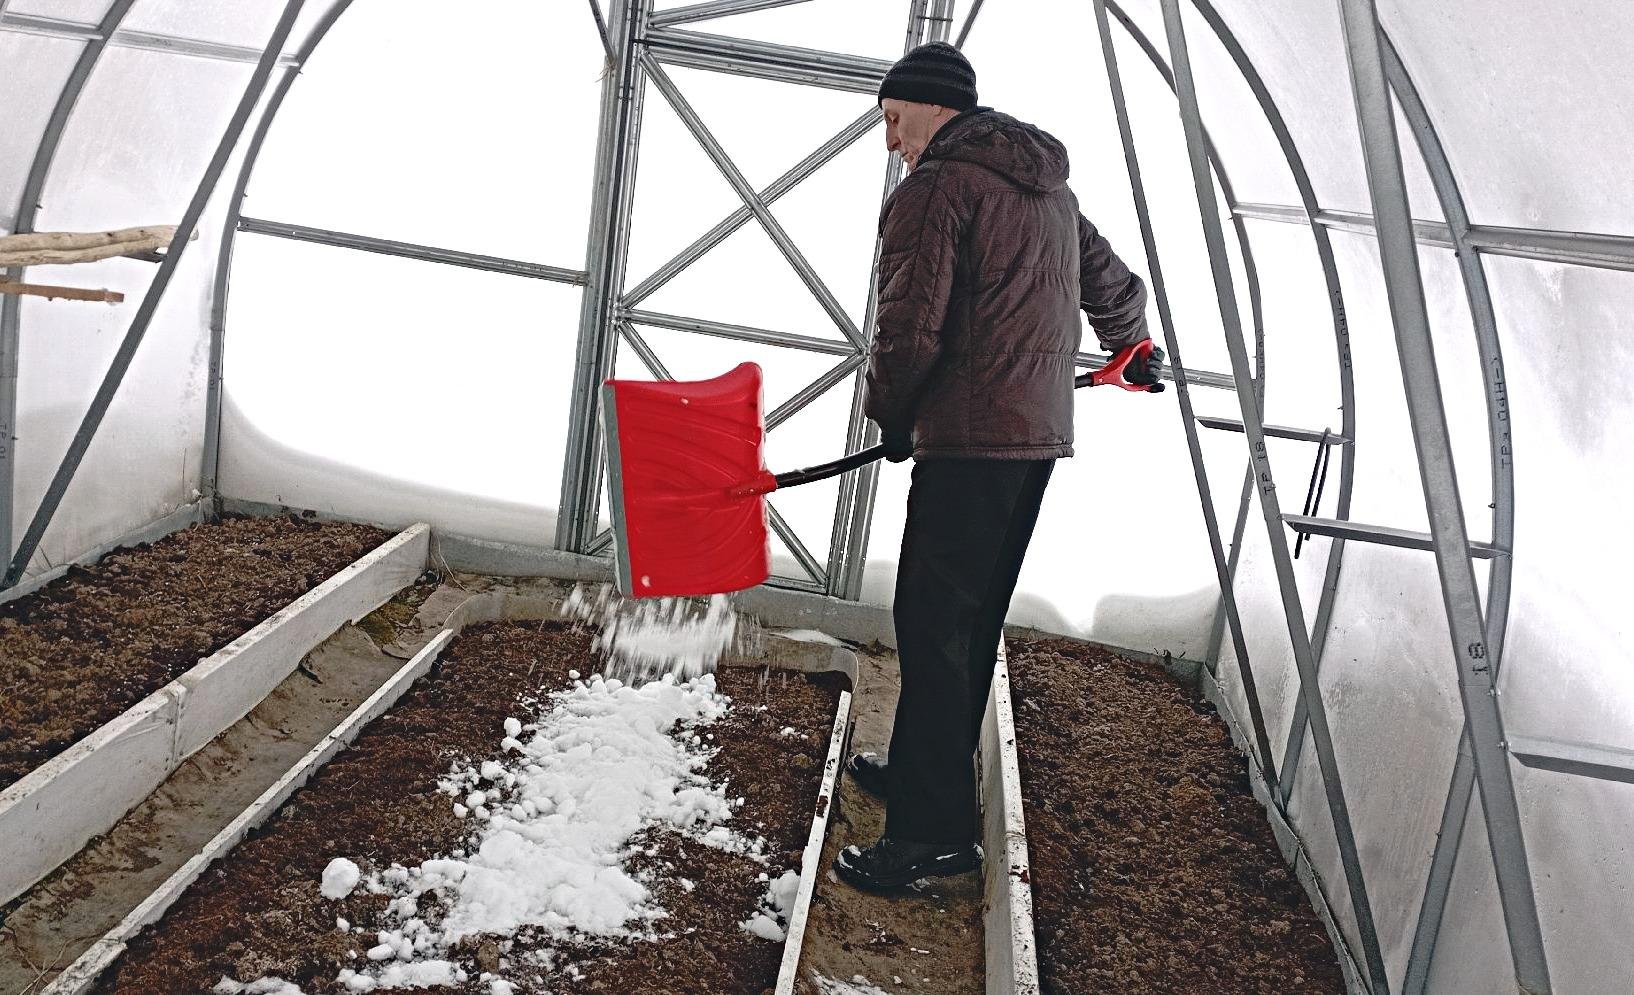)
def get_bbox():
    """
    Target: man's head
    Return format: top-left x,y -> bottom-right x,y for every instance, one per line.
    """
877,42 -> 978,170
